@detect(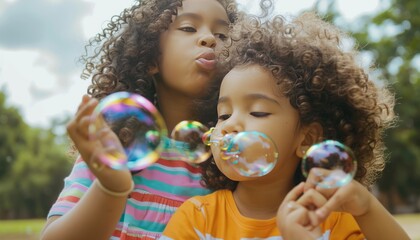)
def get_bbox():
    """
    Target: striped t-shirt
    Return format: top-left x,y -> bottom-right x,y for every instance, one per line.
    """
47,156 -> 211,239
